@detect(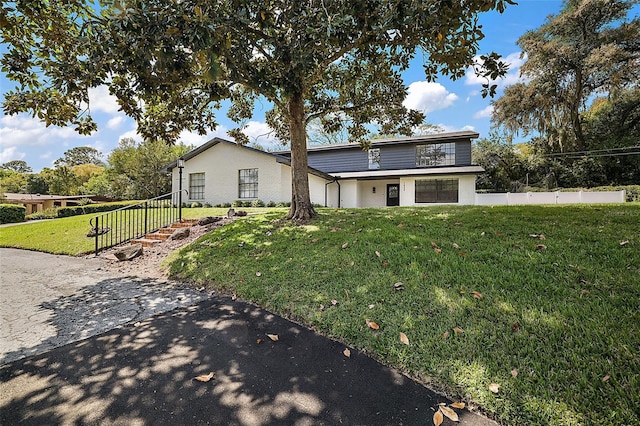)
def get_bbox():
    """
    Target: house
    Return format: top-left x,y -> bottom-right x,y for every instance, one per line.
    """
0,193 -> 112,214
165,131 -> 483,208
